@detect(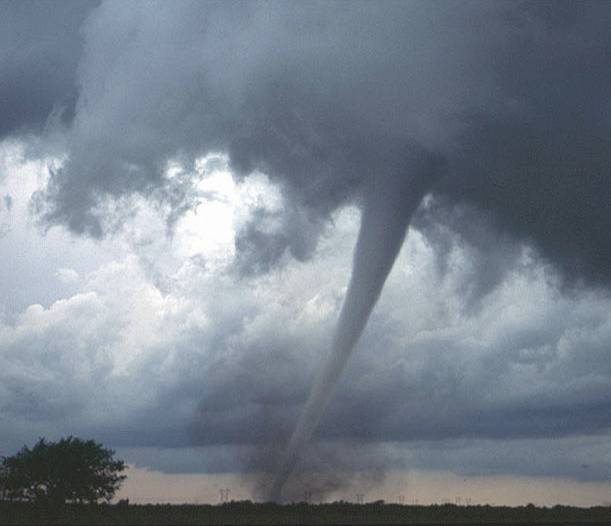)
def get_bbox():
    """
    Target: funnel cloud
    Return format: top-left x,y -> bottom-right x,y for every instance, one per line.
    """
270,154 -> 442,499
